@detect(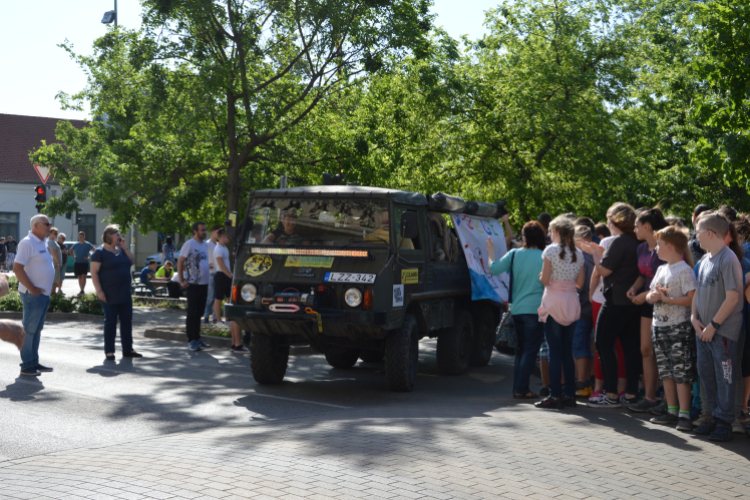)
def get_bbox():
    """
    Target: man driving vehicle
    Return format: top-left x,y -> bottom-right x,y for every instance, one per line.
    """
262,209 -> 301,245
